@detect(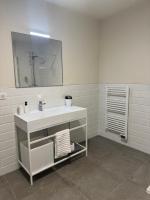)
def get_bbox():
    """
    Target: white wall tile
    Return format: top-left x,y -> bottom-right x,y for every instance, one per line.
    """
0,147 -> 17,160
0,115 -> 14,125
0,123 -> 15,135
